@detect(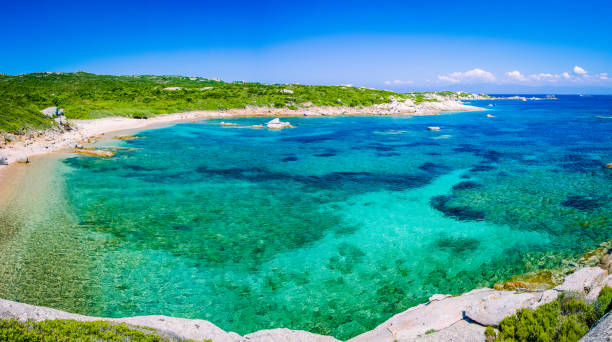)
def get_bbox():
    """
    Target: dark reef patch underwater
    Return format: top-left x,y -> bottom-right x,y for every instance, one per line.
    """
1,95 -> 612,340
